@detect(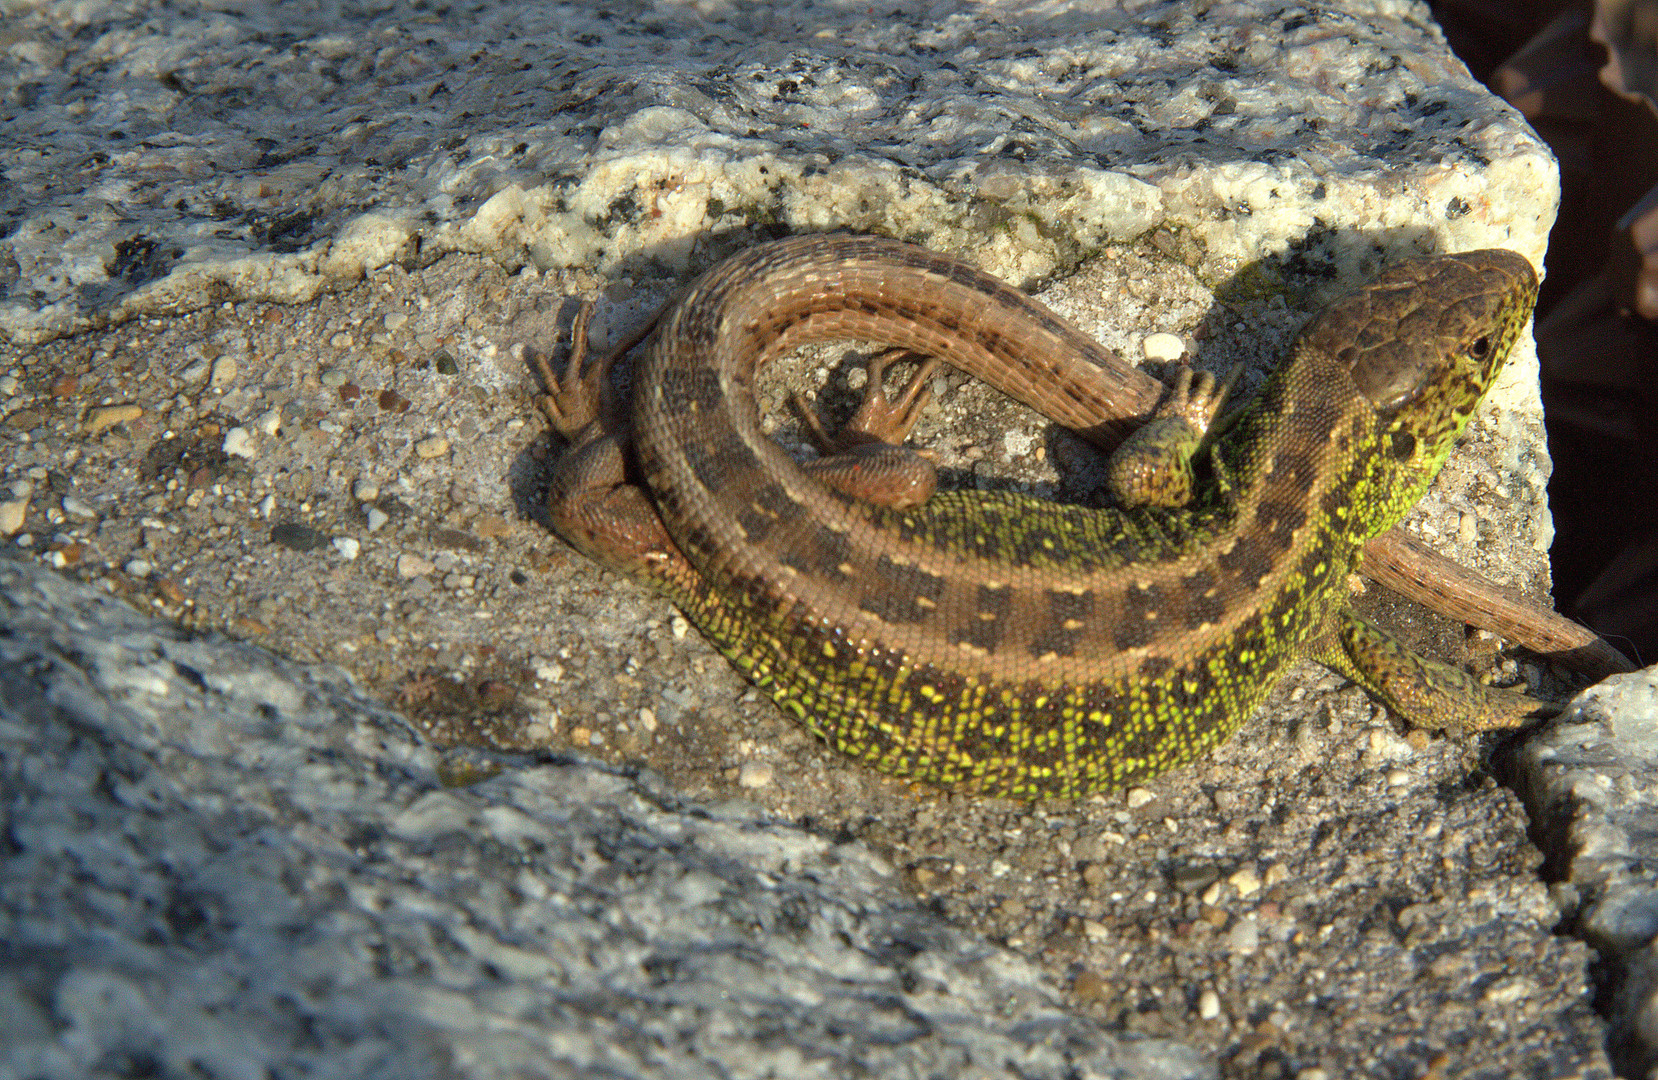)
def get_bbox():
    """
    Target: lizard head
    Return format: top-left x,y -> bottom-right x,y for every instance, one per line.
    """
1298,249 -> 1540,525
